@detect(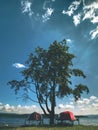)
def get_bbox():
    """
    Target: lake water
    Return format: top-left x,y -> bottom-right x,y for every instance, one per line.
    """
77,115 -> 98,126
0,113 -> 98,127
